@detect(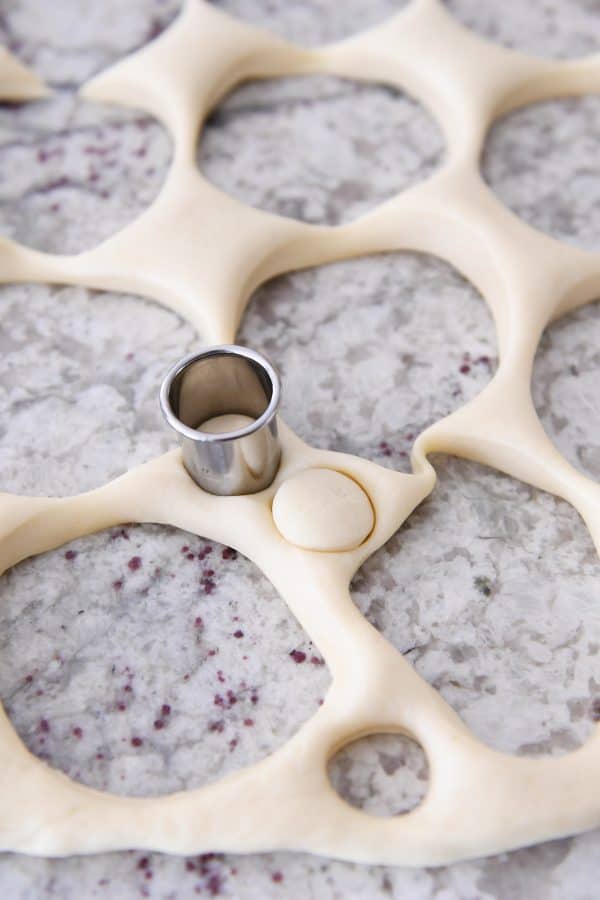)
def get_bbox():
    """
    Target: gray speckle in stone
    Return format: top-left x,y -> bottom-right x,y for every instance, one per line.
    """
445,0 -> 600,59
211,0 -> 408,45
239,253 -> 496,465
483,96 -> 600,252
1,0 -> 600,897
0,284 -> 196,495
0,0 -> 181,86
1,524 -> 330,797
352,454 -> 600,758
0,96 -> 172,254
534,300 -> 600,480
475,839 -> 573,899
